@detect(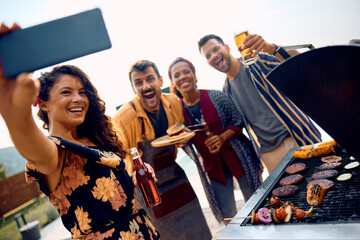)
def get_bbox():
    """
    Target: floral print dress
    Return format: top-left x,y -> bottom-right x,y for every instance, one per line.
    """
26,136 -> 160,240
